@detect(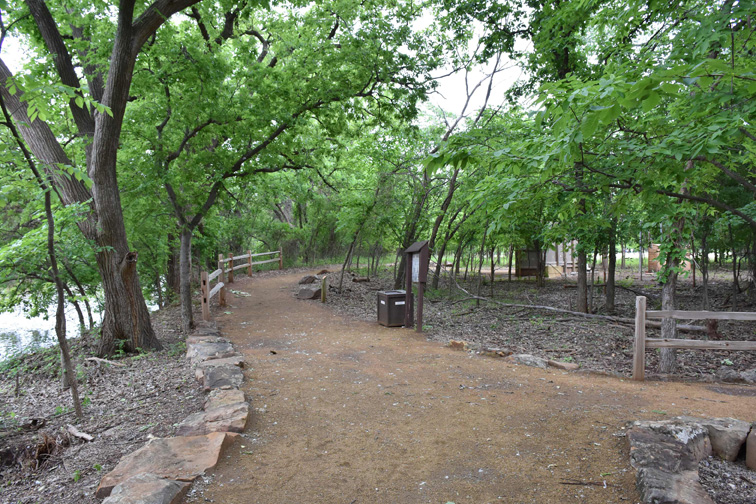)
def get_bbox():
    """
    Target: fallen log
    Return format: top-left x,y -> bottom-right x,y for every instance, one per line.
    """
451,287 -> 706,333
